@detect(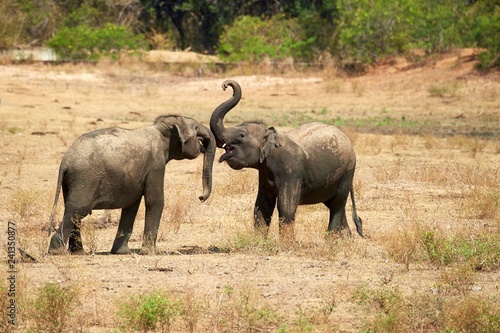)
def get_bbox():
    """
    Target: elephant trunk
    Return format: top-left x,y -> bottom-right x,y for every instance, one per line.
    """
209,80 -> 242,148
198,125 -> 216,202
